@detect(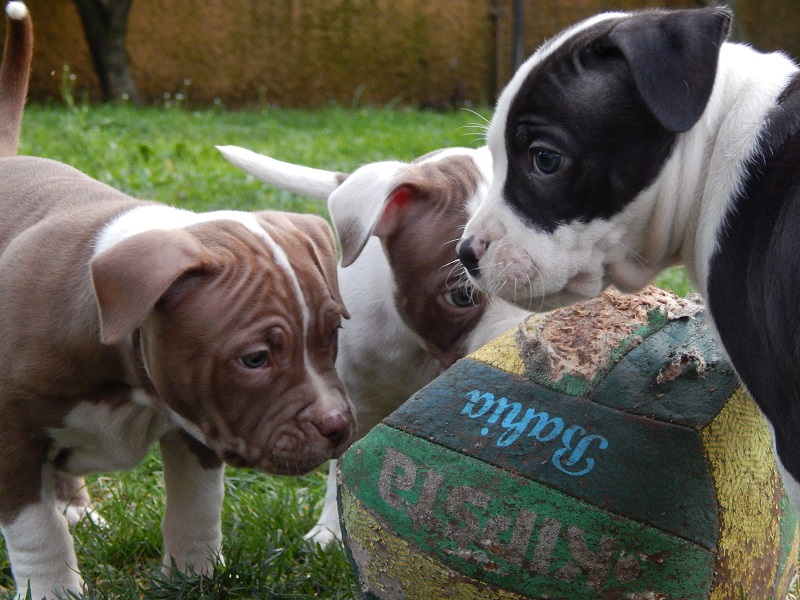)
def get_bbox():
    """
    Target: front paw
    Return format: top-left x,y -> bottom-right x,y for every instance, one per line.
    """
162,548 -> 223,579
61,502 -> 107,528
55,475 -> 107,528
304,521 -> 342,547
